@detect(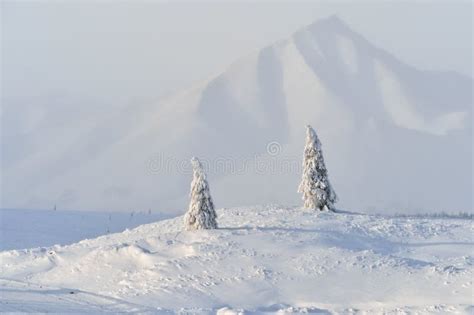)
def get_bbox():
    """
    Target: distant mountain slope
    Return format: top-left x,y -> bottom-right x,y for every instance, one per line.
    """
1,206 -> 472,313
2,16 -> 472,213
